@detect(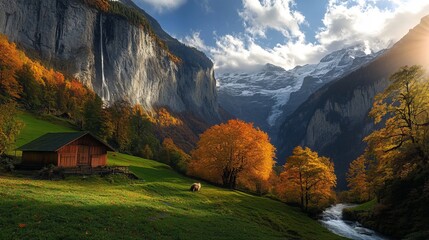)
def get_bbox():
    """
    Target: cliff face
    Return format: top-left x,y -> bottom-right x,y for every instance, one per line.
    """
217,48 -> 381,142
0,0 -> 219,121
278,16 -> 429,188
